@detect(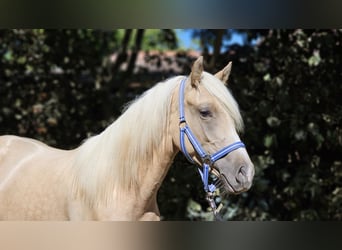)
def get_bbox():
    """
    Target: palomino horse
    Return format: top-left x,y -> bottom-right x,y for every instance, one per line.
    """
0,57 -> 254,220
